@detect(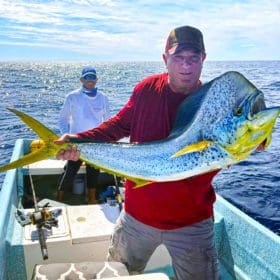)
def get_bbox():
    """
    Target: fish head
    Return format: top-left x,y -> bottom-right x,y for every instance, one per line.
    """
213,87 -> 280,160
